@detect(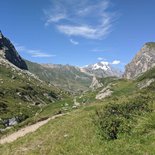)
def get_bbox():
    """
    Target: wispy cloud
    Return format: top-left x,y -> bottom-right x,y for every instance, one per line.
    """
98,57 -> 104,61
111,60 -> 120,65
70,39 -> 79,45
27,50 -> 55,58
97,57 -> 121,65
15,43 -> 55,58
45,13 -> 67,26
44,0 -> 117,39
